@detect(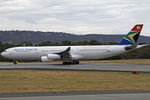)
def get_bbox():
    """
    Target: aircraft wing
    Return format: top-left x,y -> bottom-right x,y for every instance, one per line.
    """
55,47 -> 83,61
55,47 -> 72,61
